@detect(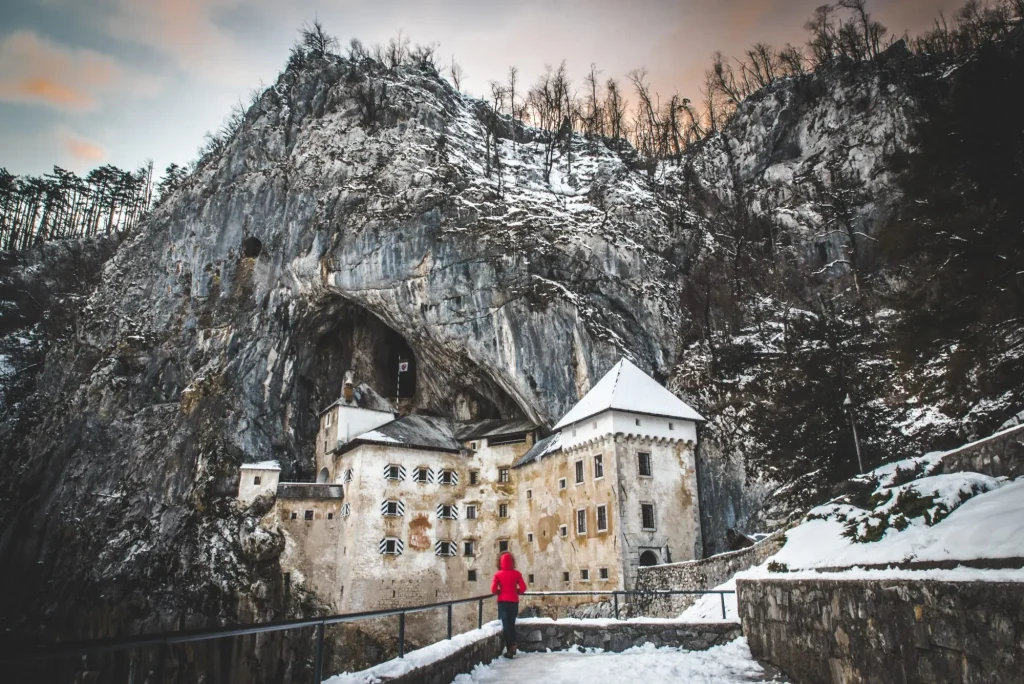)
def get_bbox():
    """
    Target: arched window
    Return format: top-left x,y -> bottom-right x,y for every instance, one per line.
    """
639,550 -> 660,567
317,467 -> 329,483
